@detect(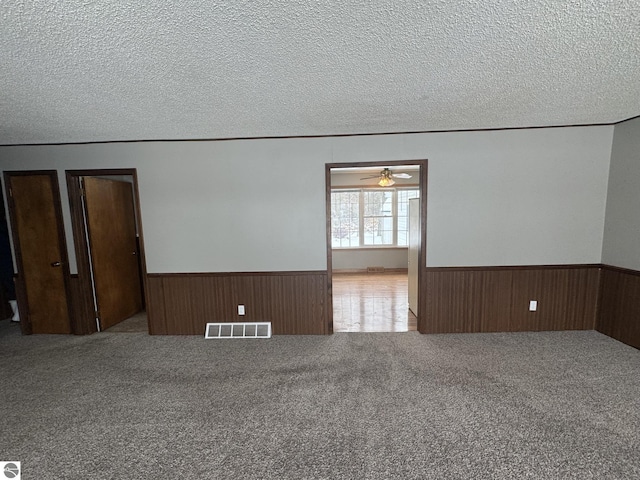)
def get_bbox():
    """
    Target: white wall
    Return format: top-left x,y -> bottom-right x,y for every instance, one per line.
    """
602,117 -> 640,270
408,128 -> 613,267
0,125 -> 613,273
